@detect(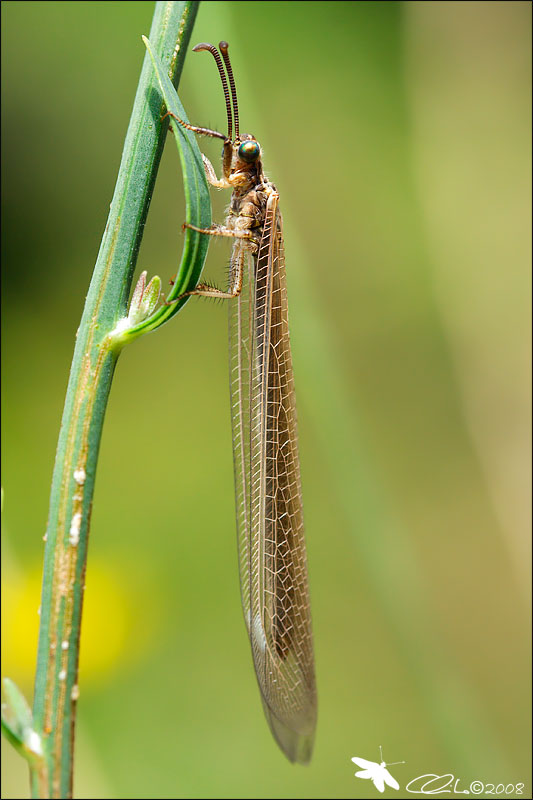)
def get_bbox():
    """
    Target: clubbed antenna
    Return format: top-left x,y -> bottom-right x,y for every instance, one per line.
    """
192,42 -> 233,140
219,41 -> 239,139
